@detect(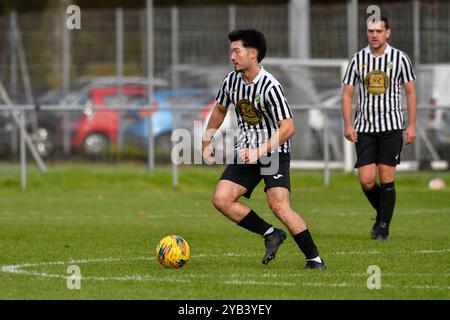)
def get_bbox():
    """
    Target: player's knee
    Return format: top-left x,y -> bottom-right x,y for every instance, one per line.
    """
379,165 -> 396,183
379,172 -> 395,184
269,201 -> 290,218
212,193 -> 232,213
359,178 -> 376,190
